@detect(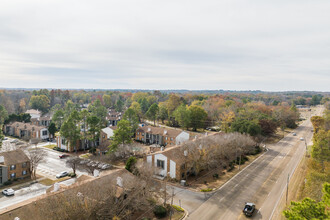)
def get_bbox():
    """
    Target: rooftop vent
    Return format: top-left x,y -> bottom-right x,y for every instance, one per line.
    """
164,130 -> 167,135
117,177 -> 123,187
147,128 -> 151,132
